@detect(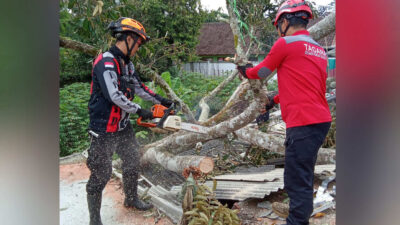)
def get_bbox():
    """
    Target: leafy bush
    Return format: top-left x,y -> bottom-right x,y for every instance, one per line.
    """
60,48 -> 93,86
59,82 -> 91,156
